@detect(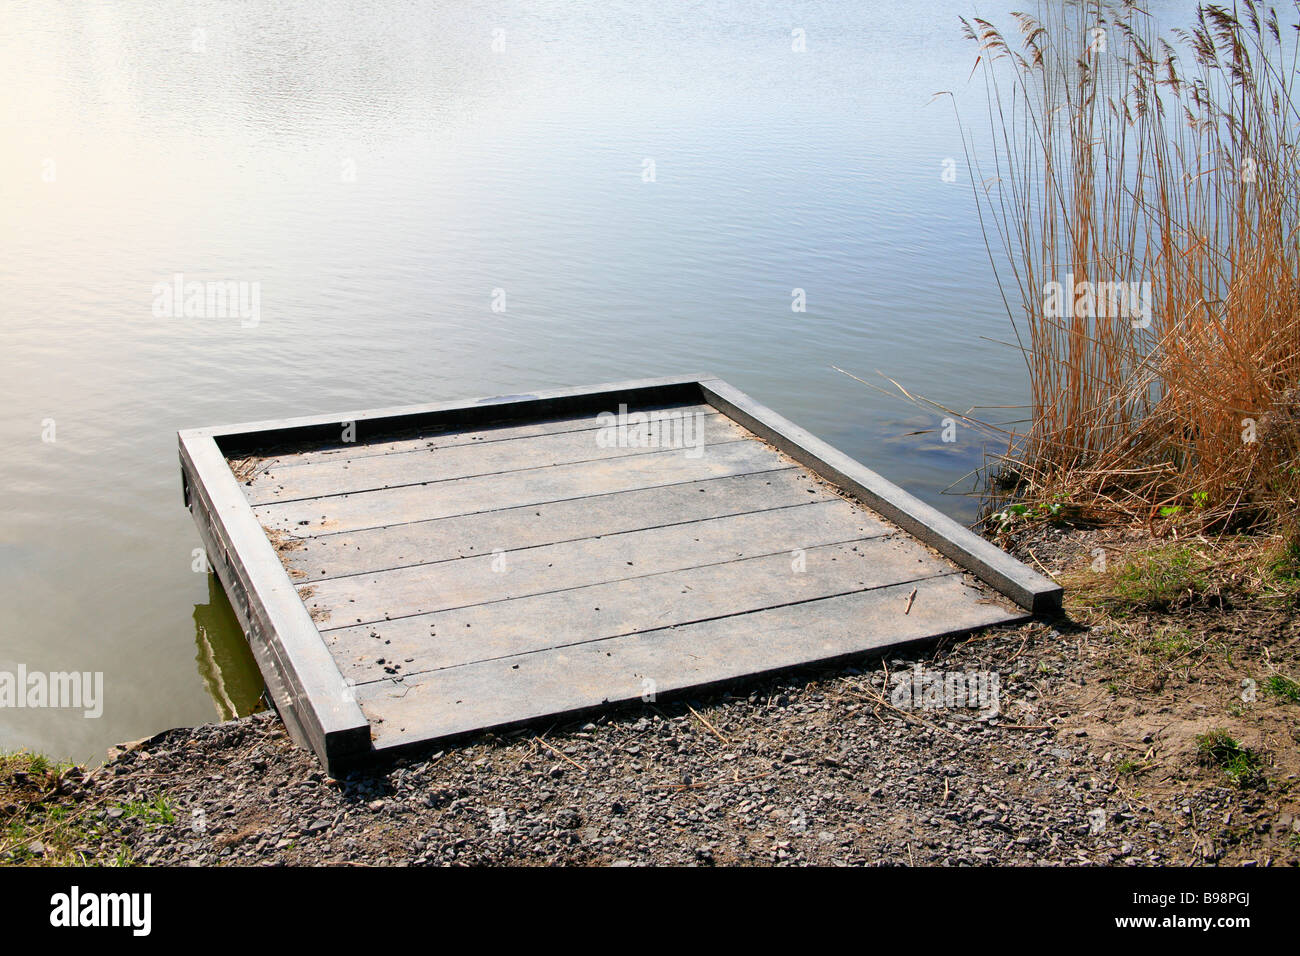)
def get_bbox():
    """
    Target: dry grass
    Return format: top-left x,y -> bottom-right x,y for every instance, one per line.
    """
1,752 -> 110,865
951,1 -> 1300,536
1058,531 -> 1300,615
